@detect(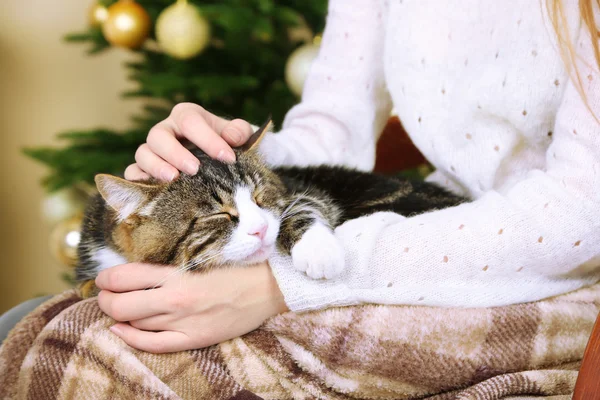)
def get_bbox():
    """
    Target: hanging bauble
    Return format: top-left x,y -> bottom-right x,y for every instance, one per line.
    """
156,0 -> 211,60
285,37 -> 321,97
41,187 -> 89,225
49,215 -> 83,267
102,0 -> 151,49
88,2 -> 109,27
287,17 -> 313,44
